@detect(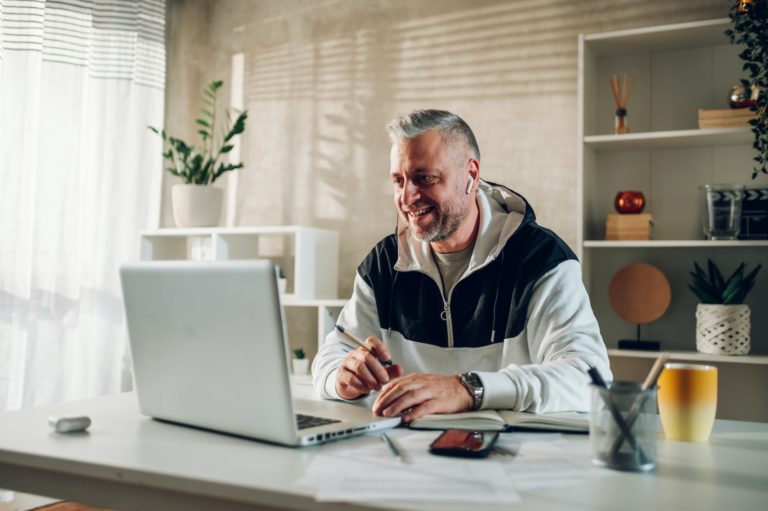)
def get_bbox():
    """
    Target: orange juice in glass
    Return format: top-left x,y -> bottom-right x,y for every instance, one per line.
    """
657,364 -> 718,442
